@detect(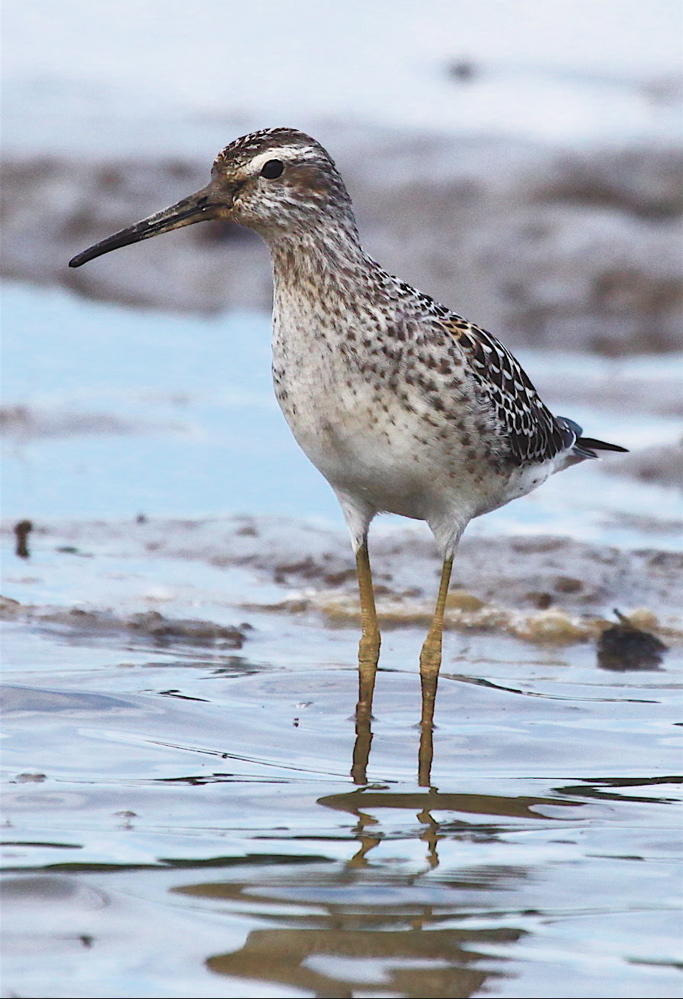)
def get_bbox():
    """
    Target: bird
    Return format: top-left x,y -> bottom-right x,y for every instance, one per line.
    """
69,127 -> 627,720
